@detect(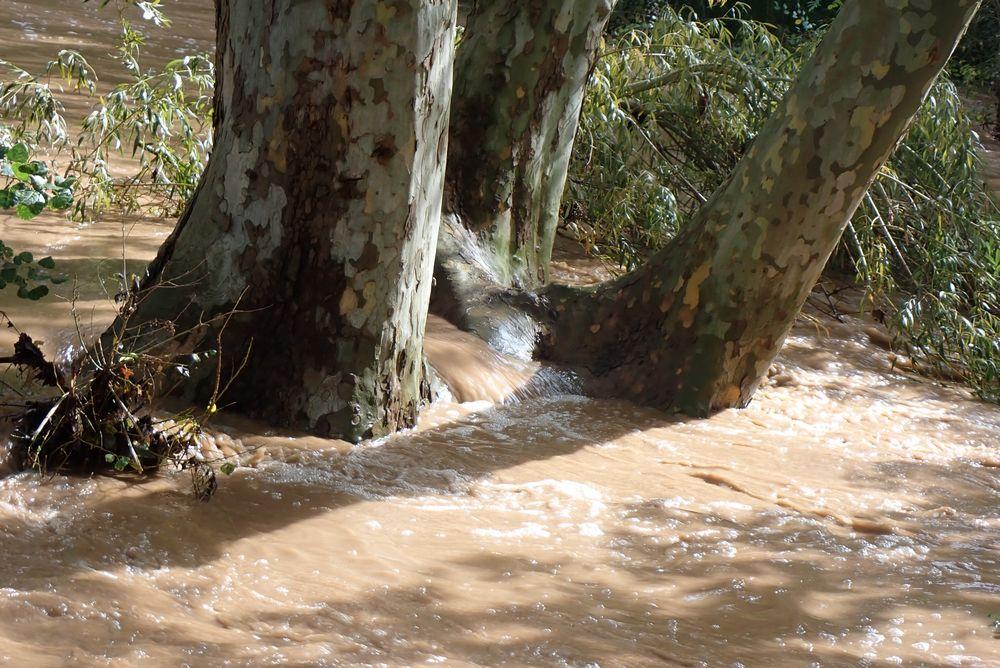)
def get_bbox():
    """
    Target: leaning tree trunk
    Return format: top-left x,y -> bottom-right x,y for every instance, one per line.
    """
122,0 -> 456,441
542,0 -> 981,415
433,0 -> 615,352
